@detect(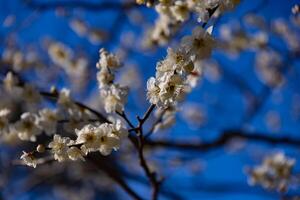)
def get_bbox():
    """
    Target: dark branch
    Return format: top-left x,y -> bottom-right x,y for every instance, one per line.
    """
146,130 -> 300,151
39,90 -> 109,123
23,0 -> 138,12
